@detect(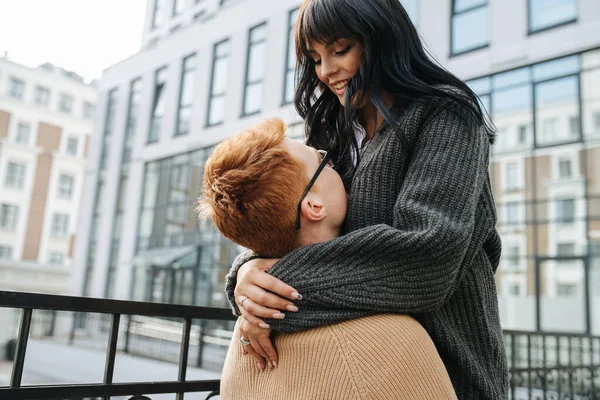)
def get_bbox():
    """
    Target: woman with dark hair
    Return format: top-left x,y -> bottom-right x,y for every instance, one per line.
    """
228,0 -> 508,398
